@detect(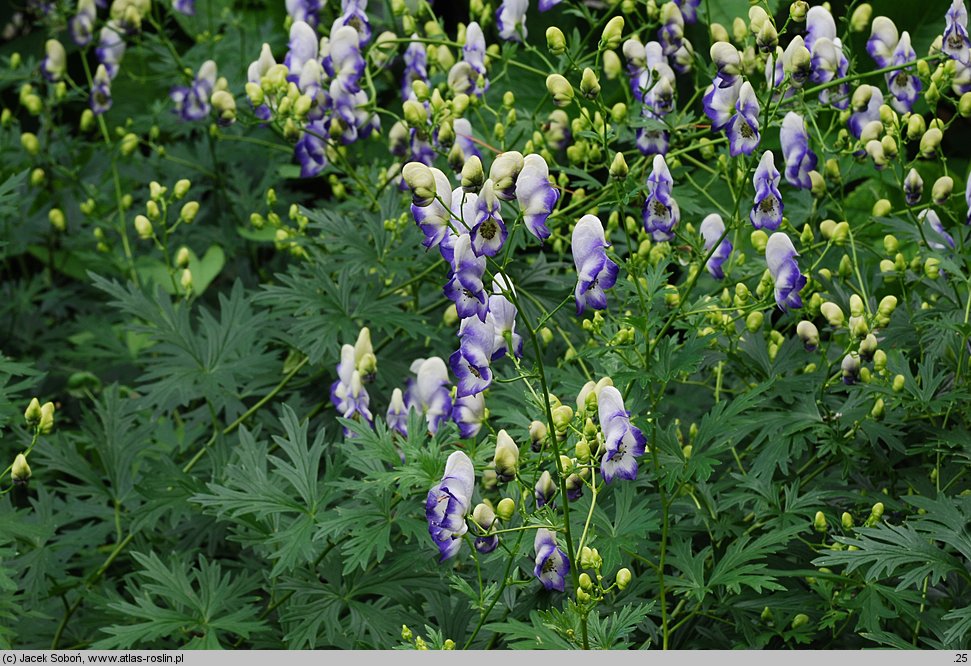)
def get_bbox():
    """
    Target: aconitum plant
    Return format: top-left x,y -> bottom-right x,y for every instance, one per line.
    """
1,0 -> 970,653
